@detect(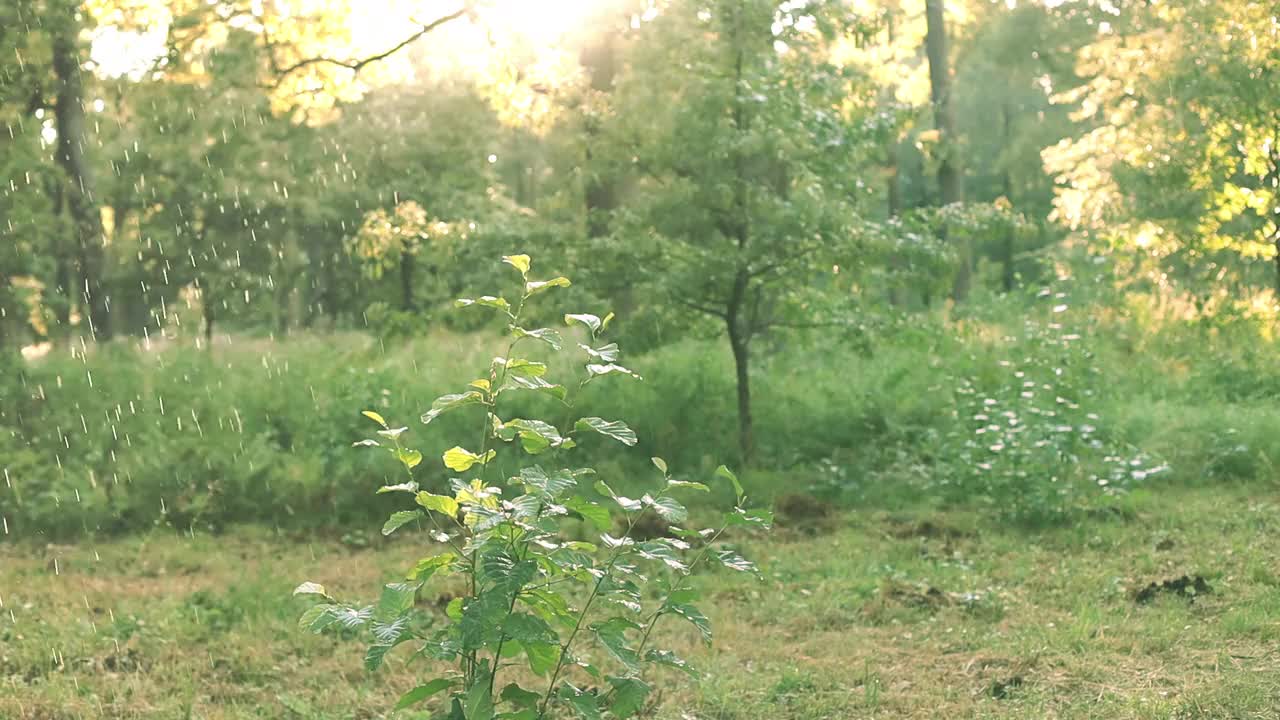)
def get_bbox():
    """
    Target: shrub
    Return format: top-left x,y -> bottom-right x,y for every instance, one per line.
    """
294,255 -> 771,719
937,300 -> 1166,523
